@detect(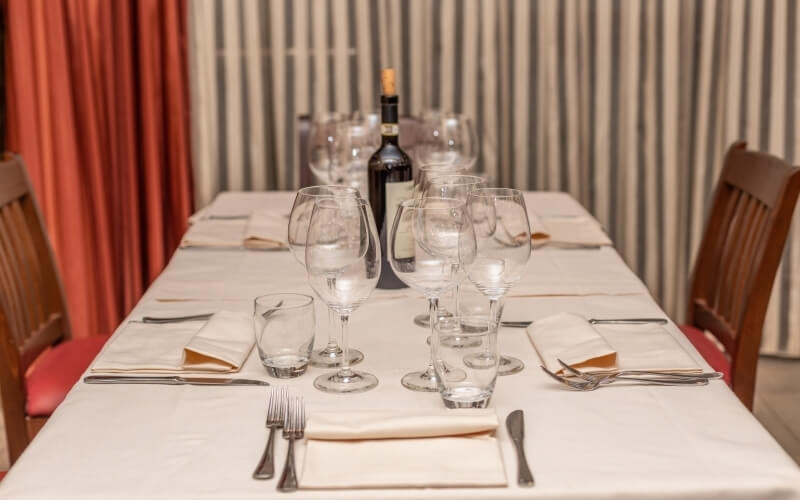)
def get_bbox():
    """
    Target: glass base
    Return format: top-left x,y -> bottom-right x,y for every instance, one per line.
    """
498,355 -> 525,376
413,309 -> 454,328
440,387 -> 493,408
425,335 -> 482,348
401,367 -> 439,392
314,369 -> 378,394
264,363 -> 308,379
309,345 -> 364,368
